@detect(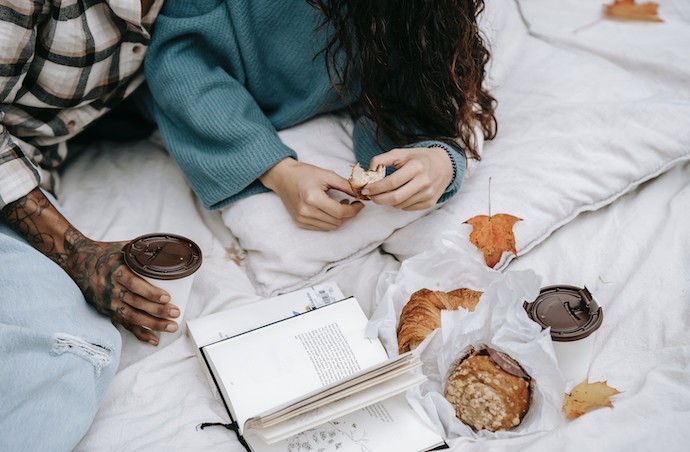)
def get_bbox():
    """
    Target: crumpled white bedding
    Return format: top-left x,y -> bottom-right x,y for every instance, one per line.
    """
517,0 -> 690,99
54,1 -> 690,451
66,148 -> 690,452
